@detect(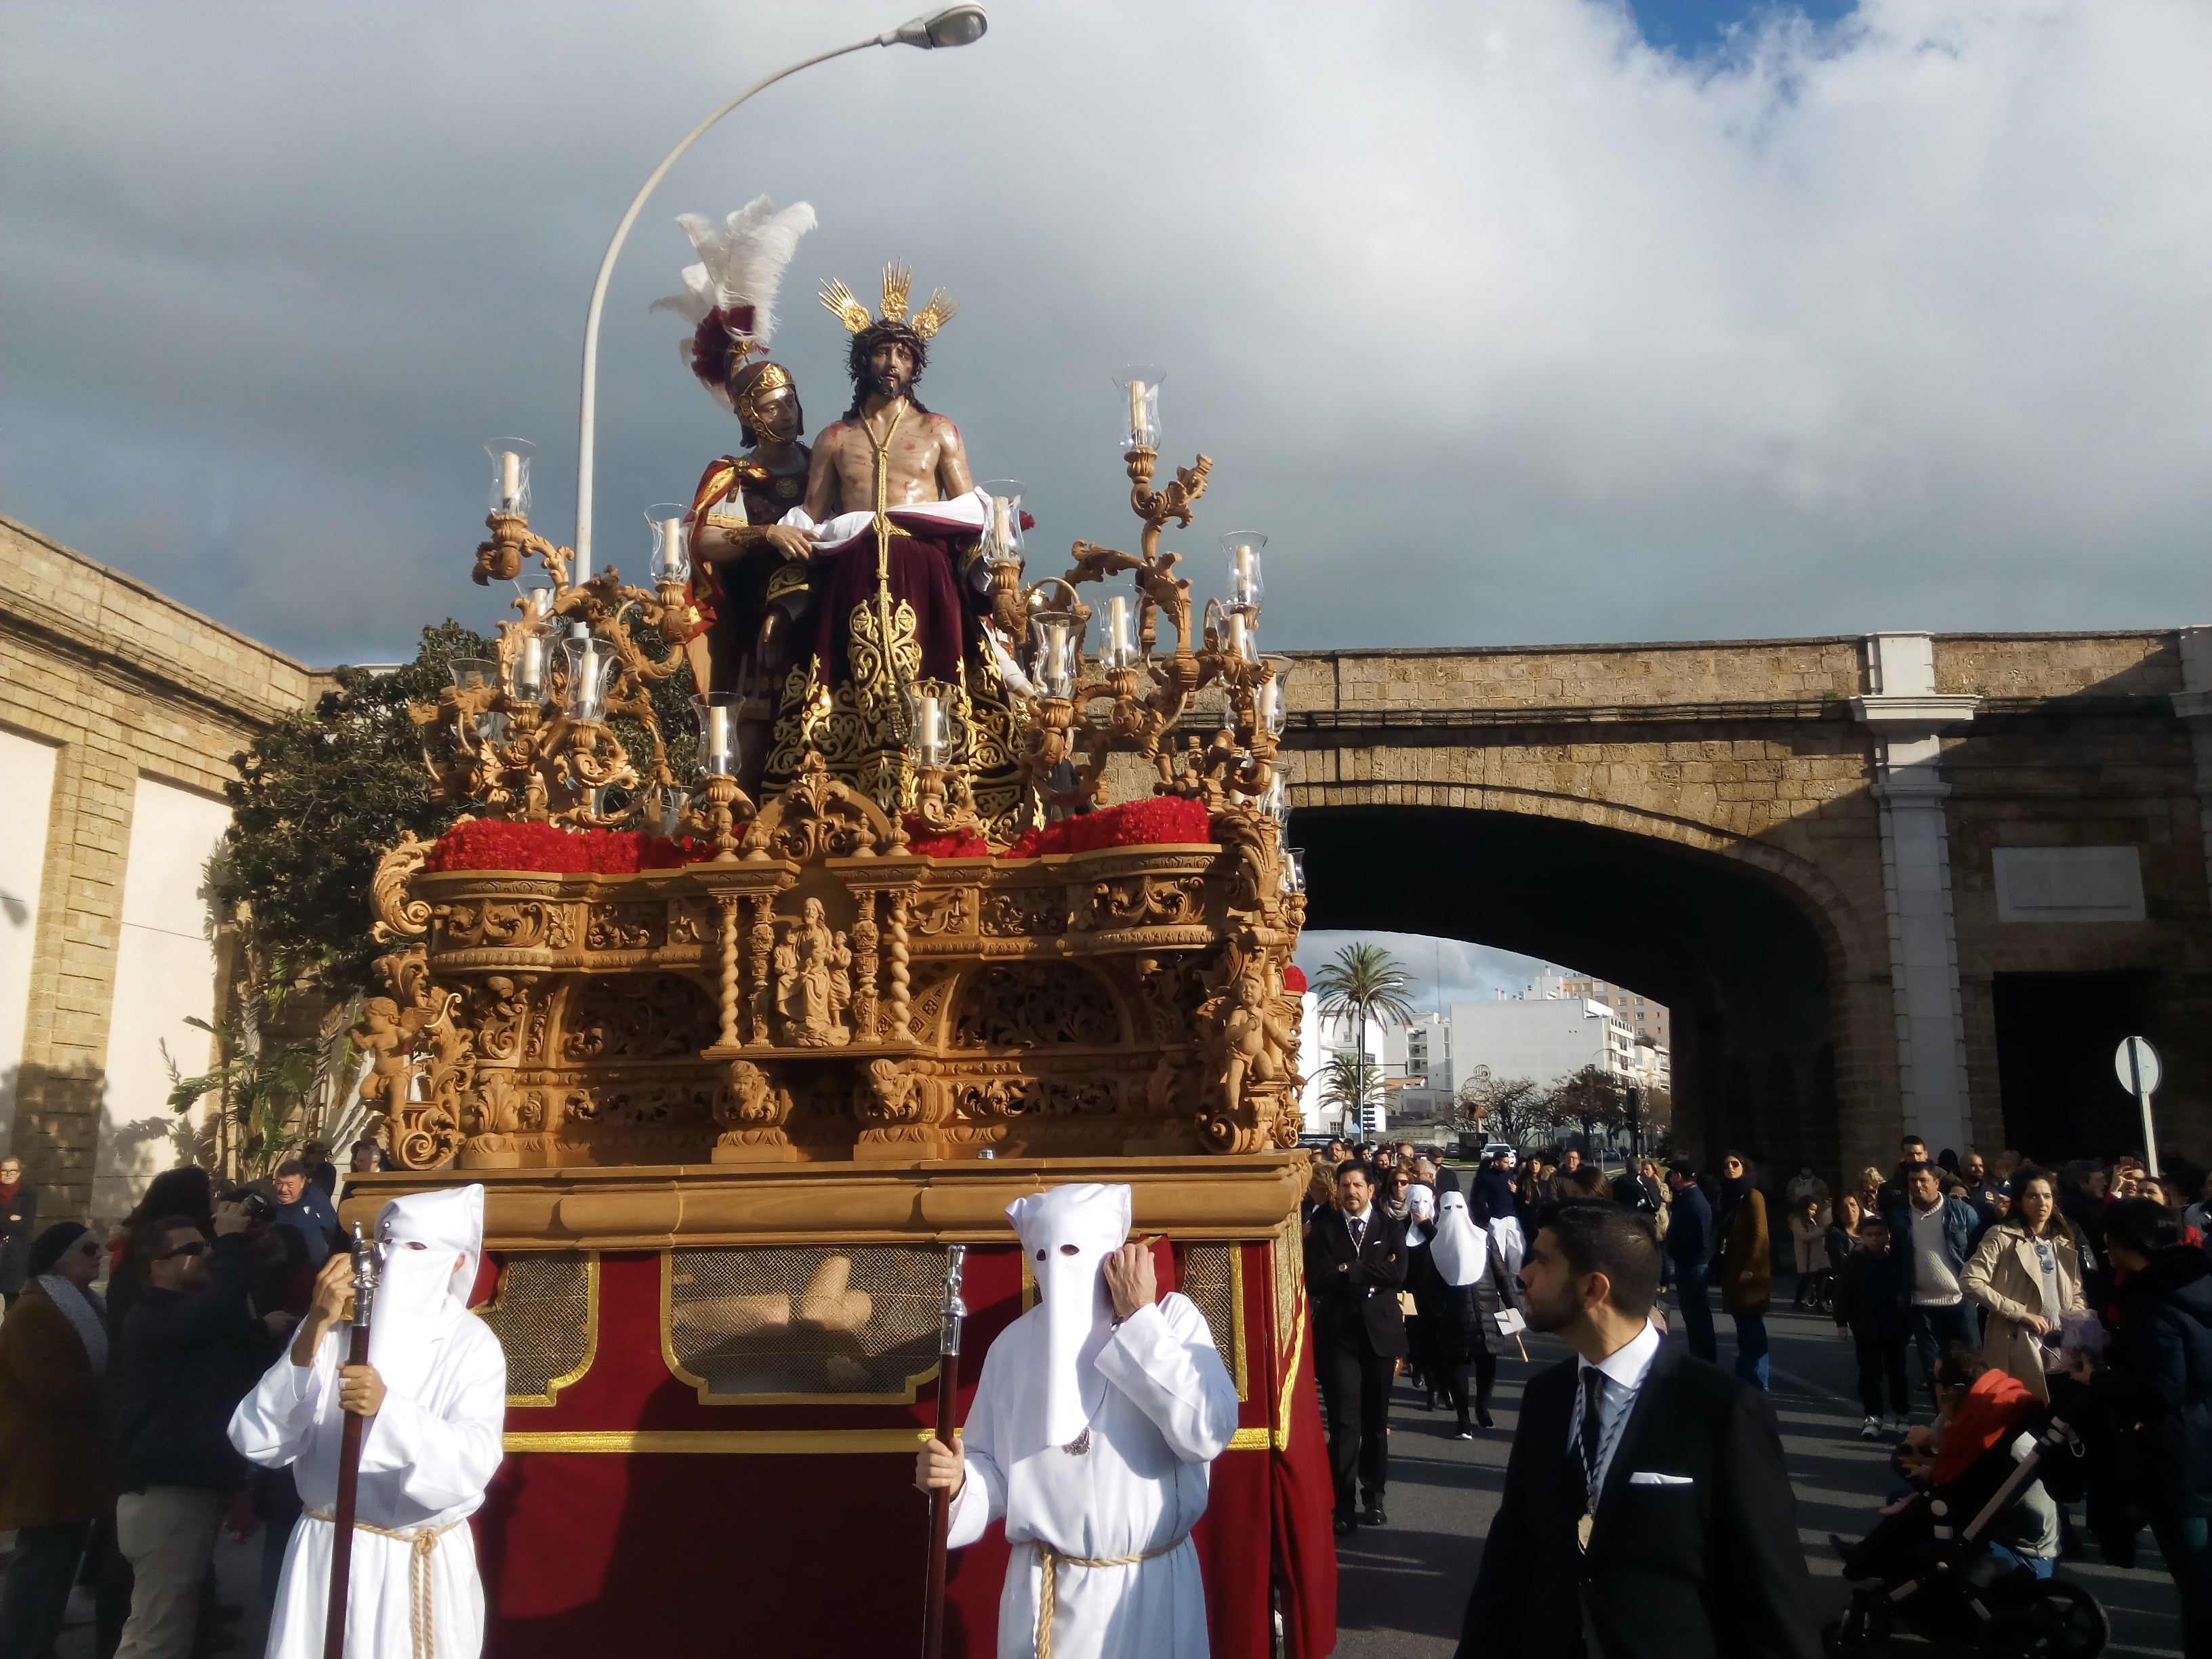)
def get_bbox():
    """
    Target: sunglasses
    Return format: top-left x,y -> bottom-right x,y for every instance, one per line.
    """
155,1240 -> 209,1261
